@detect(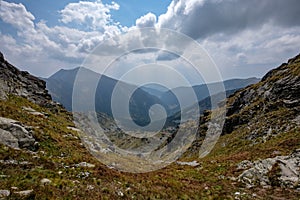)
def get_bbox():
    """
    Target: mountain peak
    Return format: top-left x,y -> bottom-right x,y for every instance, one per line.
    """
49,67 -> 81,80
